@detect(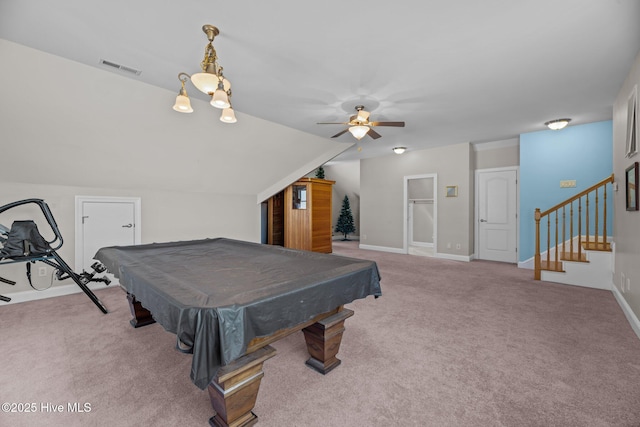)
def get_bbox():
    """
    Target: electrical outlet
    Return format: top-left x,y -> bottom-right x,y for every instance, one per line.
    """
456,243 -> 461,250
560,180 -> 577,188
447,242 -> 451,249
38,267 -> 47,277
621,273 -> 626,293
627,278 -> 631,292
